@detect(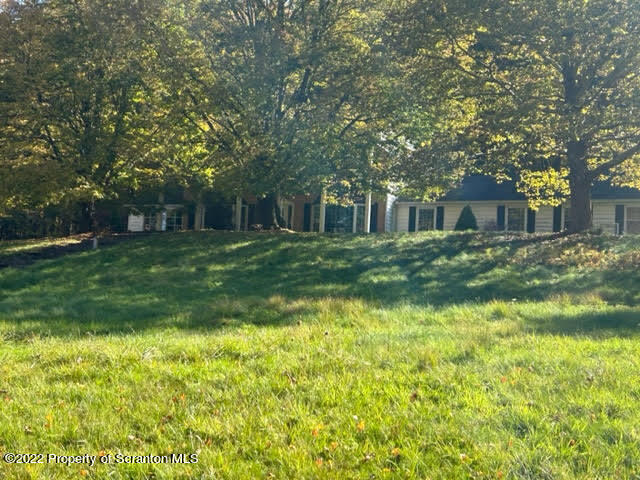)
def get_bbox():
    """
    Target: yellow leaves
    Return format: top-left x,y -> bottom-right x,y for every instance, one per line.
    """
311,423 -> 323,437
44,412 -> 54,429
518,168 -> 570,209
172,392 -> 186,403
391,447 -> 401,457
356,419 -> 365,432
